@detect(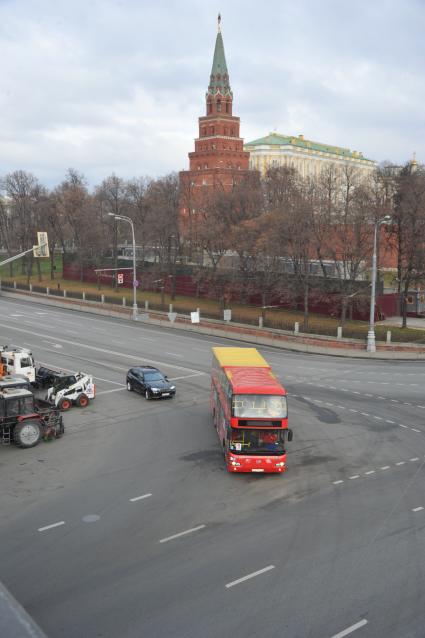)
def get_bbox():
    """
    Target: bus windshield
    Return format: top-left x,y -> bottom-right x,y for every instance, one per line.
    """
232,394 -> 287,419
229,428 -> 286,455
